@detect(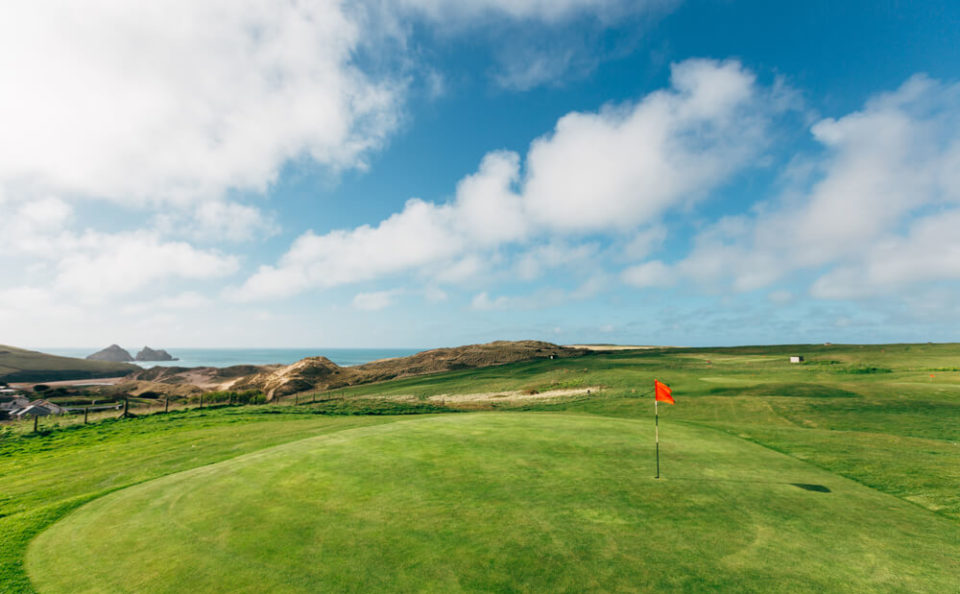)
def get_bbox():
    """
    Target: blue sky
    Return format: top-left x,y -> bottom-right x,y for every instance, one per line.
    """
2,0 -> 959,348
